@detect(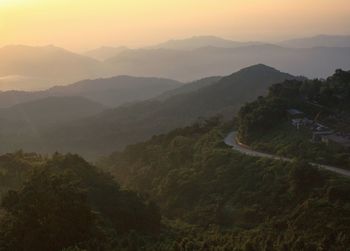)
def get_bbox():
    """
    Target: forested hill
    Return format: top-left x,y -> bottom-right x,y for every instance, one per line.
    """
42,64 -> 298,158
1,69 -> 350,249
0,152 -> 161,251
98,117 -> 350,250
1,113 -> 350,250
237,69 -> 350,169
